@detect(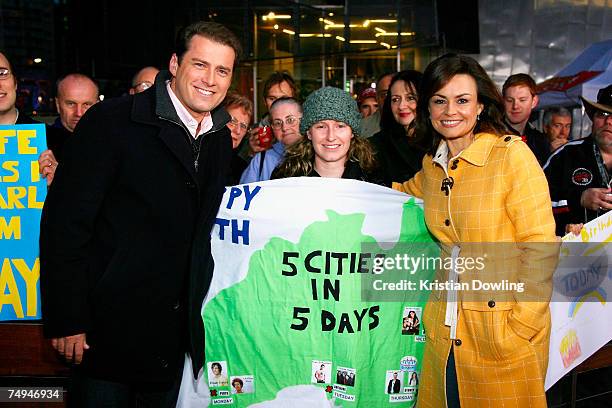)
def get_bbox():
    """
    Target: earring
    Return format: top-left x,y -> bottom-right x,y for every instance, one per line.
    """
477,114 -> 480,121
